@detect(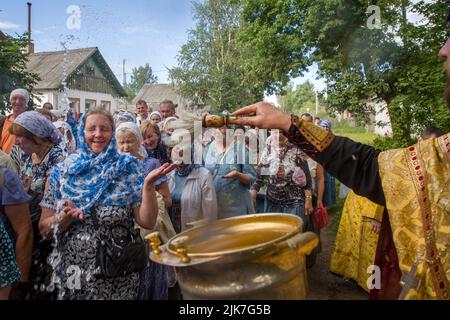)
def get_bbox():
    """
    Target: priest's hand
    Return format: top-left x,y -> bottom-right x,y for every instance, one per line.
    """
233,102 -> 292,131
